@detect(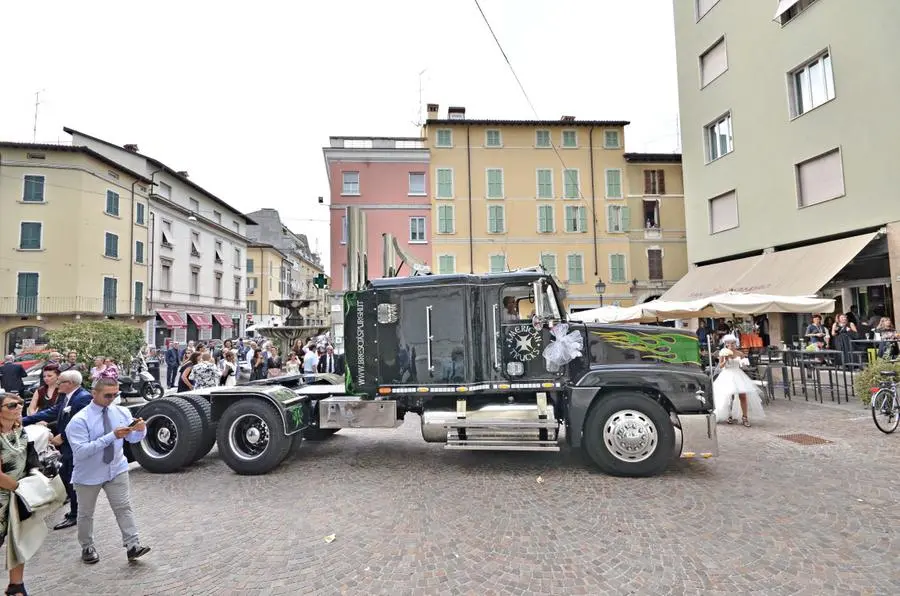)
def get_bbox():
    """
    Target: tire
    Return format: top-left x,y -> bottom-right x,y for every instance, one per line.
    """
132,397 -> 203,473
177,395 -> 218,462
141,382 -> 164,401
582,392 -> 675,478
871,390 -> 900,434
303,428 -> 339,441
216,399 -> 293,475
